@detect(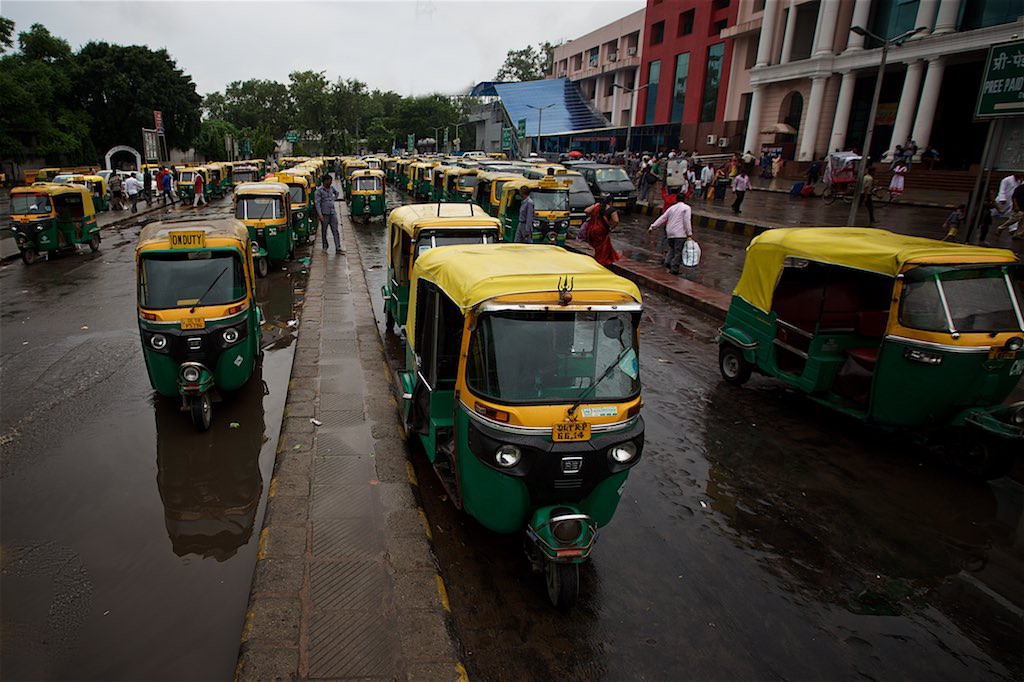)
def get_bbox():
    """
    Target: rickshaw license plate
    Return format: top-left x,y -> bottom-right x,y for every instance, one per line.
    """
988,348 -> 1019,361
169,231 -> 206,249
181,317 -> 206,330
553,421 -> 591,442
